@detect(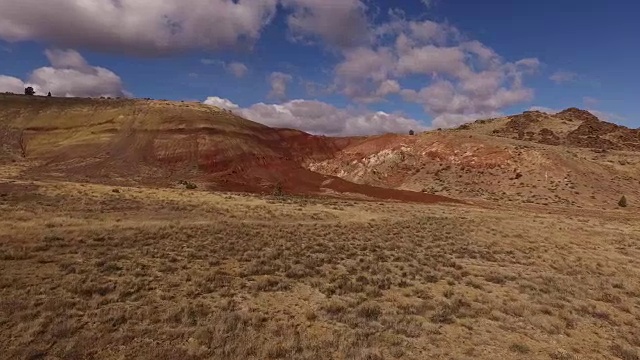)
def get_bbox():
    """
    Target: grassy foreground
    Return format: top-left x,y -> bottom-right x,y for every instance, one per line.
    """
1,176 -> 639,359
